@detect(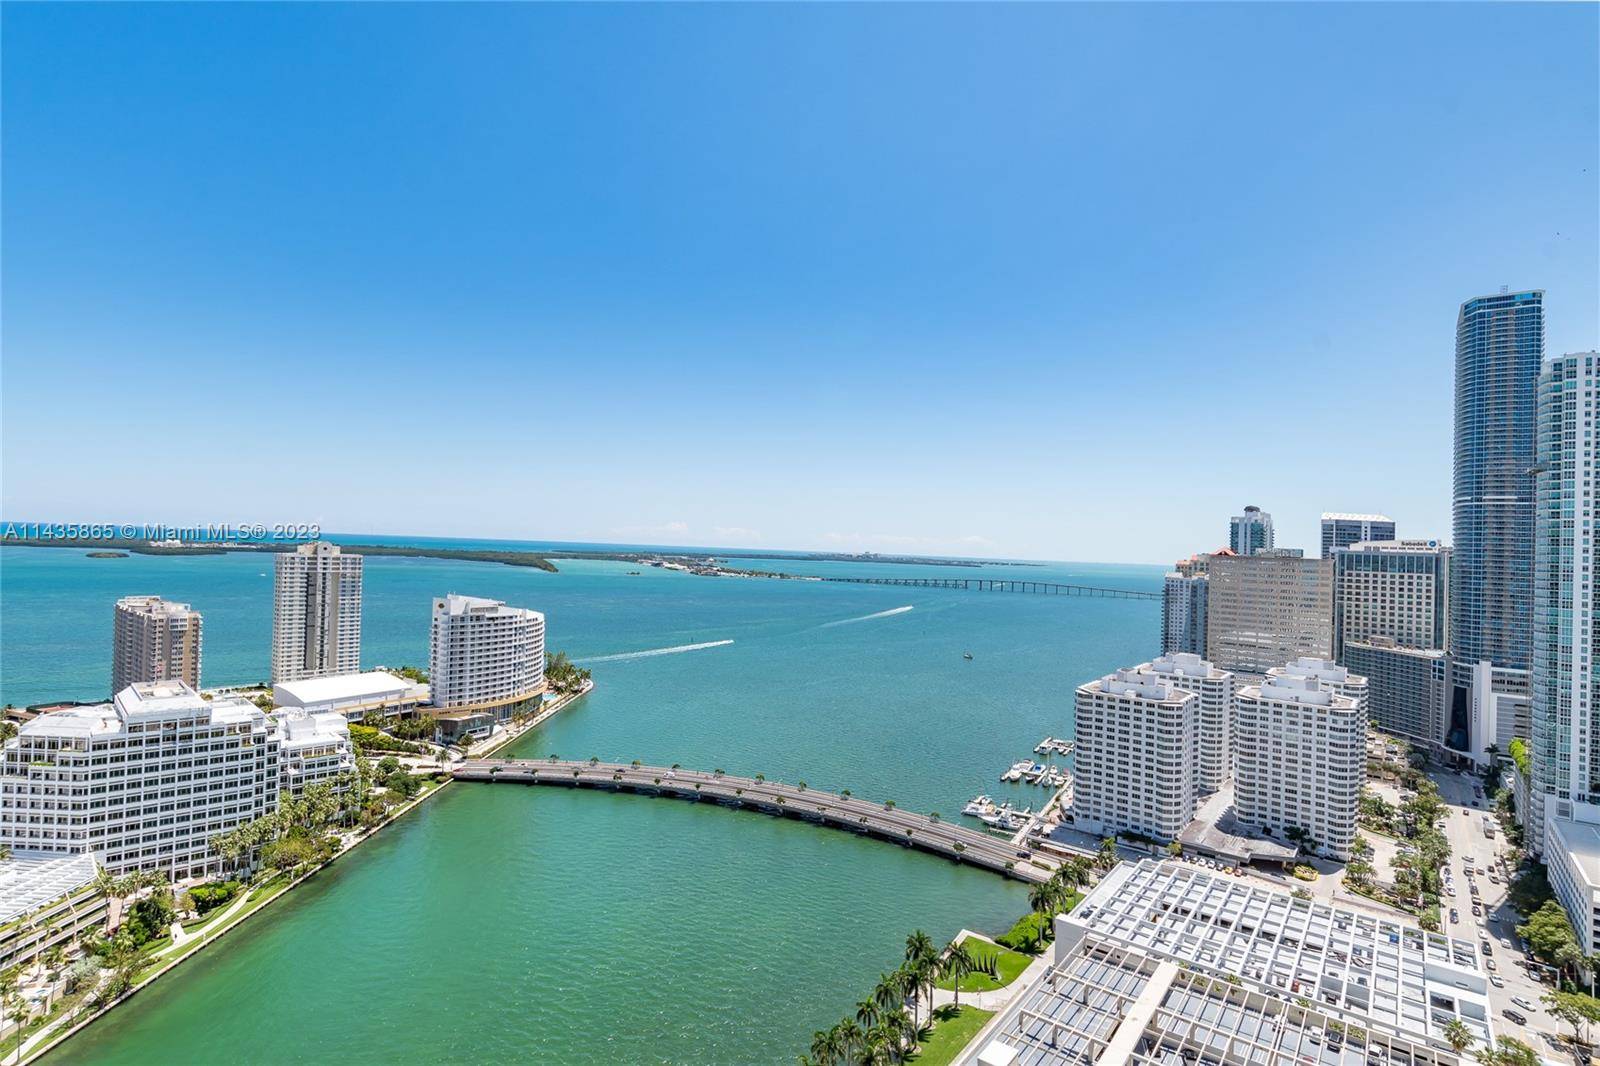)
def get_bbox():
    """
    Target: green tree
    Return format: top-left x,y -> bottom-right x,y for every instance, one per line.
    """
941,940 -> 975,1008
1542,989 -> 1600,1046
1441,1020 -> 1474,1054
